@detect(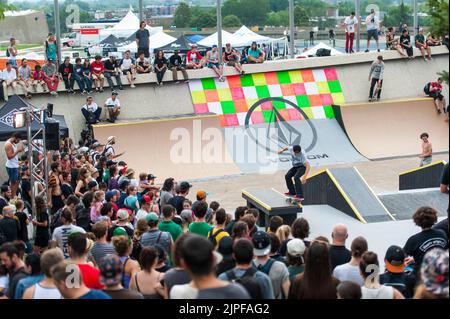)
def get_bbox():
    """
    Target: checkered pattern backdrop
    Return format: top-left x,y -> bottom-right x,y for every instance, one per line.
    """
188,68 -> 345,127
